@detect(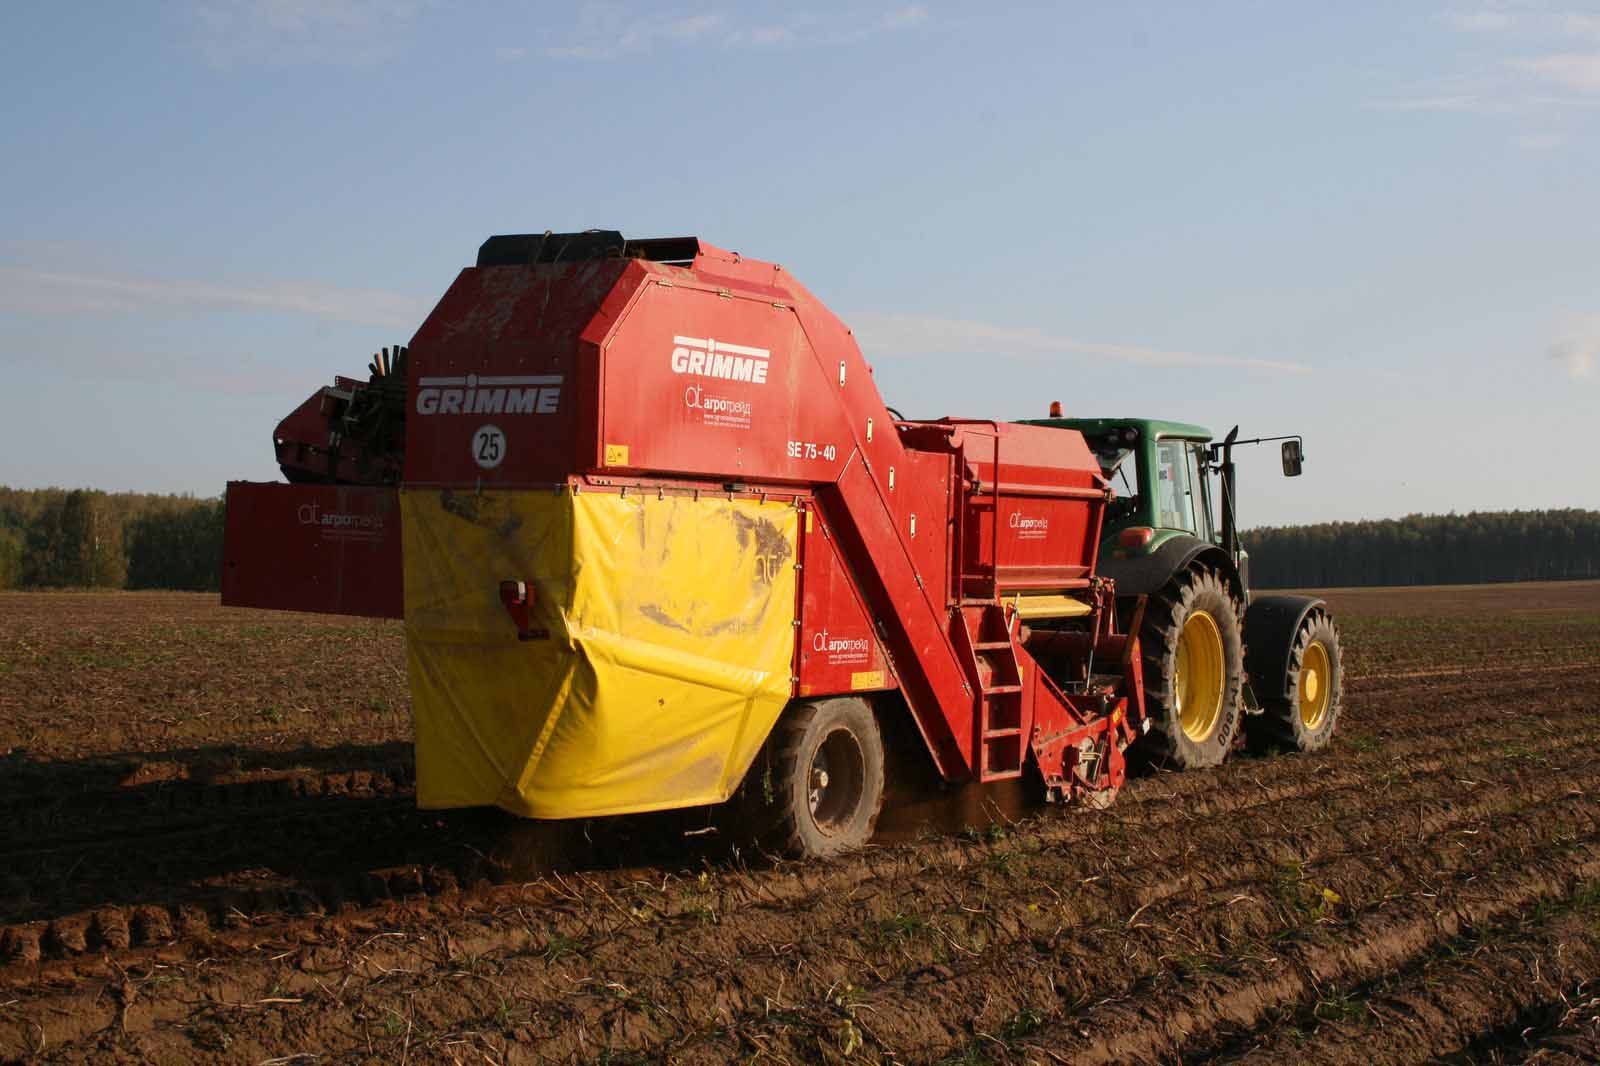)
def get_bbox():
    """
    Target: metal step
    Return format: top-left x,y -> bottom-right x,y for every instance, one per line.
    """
980,684 -> 1022,696
982,727 -> 1022,739
974,640 -> 1012,651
